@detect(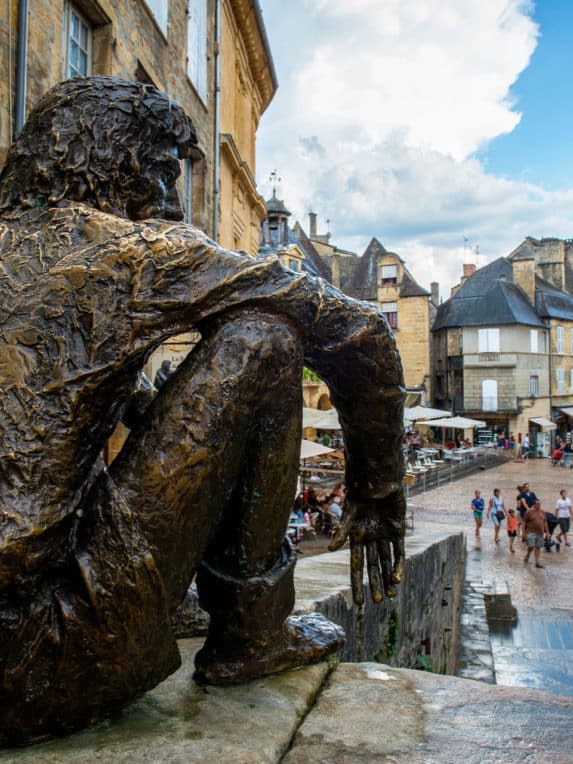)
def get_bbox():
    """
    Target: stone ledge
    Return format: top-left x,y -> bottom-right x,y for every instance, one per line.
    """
3,644 -> 572,763
285,662 -> 573,763
0,640 -> 331,764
